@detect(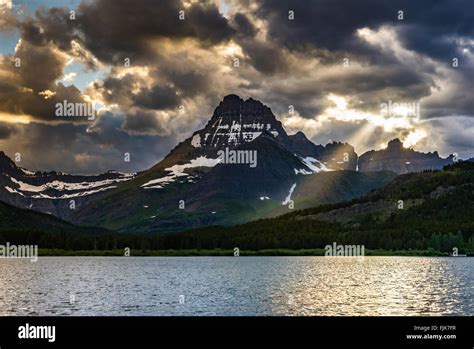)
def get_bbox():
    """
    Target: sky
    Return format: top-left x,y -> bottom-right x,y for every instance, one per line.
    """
0,0 -> 473,174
